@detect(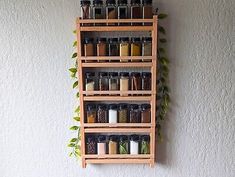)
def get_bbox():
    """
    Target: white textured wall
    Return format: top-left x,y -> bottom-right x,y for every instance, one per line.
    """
0,0 -> 234,177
